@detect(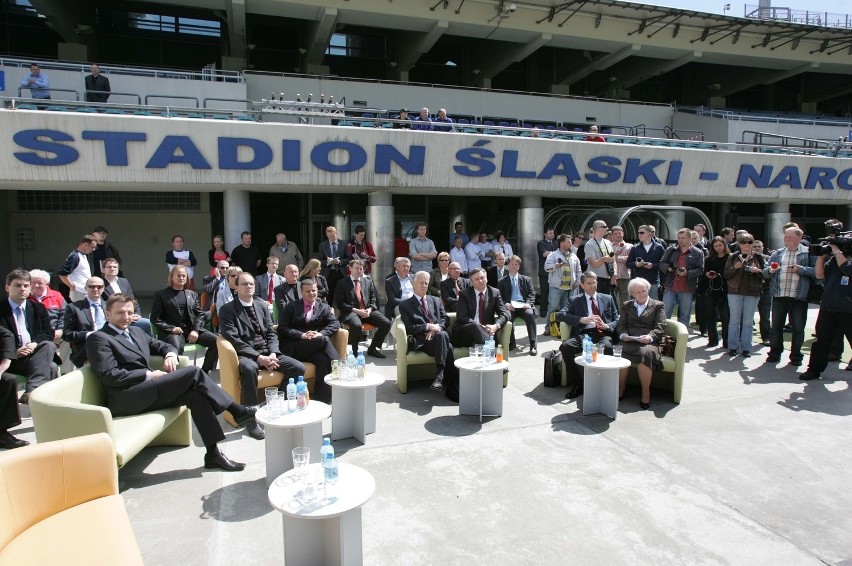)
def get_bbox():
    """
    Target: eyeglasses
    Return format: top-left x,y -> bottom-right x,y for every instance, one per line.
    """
438,258 -> 449,262
637,231 -> 647,234
228,274 -> 240,278
87,285 -> 104,289
238,282 -> 255,287
218,266 -> 228,270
